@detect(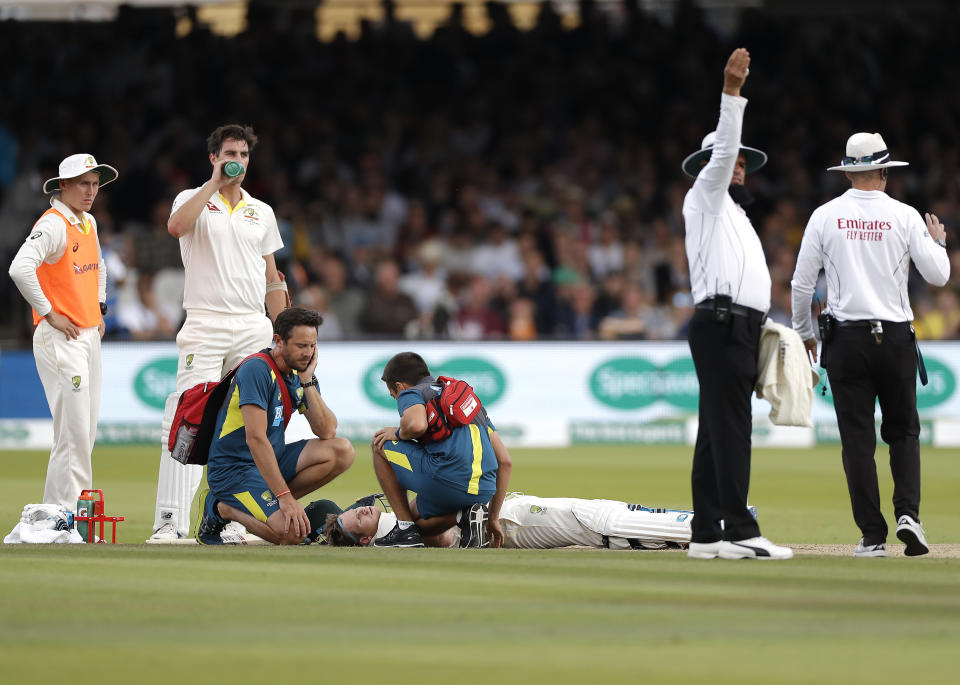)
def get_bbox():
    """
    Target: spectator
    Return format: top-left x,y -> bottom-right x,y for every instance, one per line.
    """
598,282 -> 649,341
318,252 -> 364,338
294,284 -> 344,341
2,4 -> 960,343
358,259 -> 418,337
116,270 -> 177,341
452,275 -> 505,340
472,222 -> 524,282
